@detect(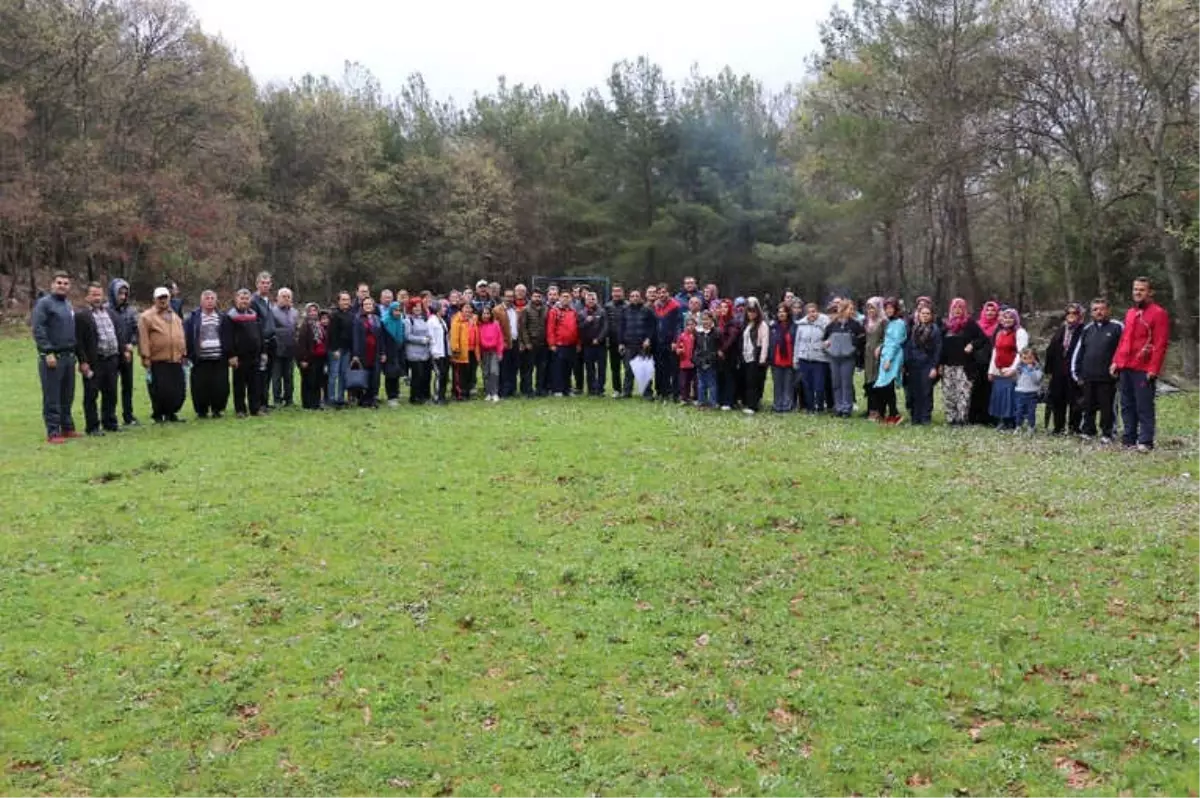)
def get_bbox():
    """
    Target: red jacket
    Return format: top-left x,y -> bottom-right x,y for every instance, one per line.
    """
674,330 -> 695,369
1113,301 -> 1170,375
546,306 -> 580,348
